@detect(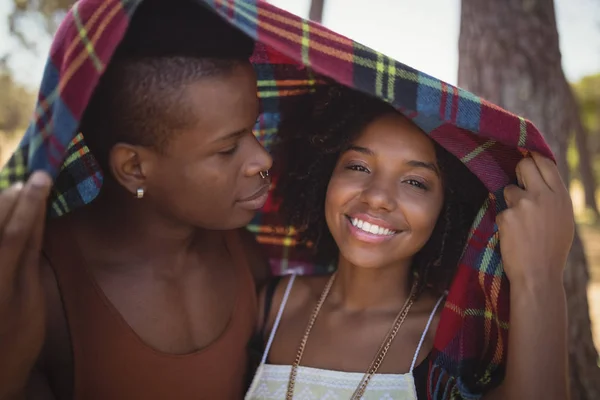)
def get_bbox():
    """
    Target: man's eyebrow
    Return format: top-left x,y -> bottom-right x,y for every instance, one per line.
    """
214,129 -> 246,143
214,111 -> 260,143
